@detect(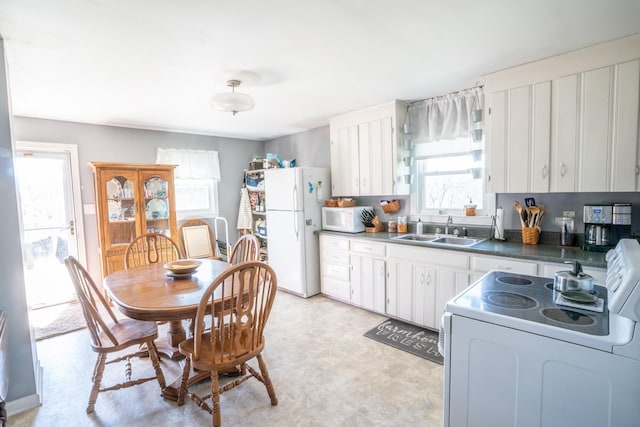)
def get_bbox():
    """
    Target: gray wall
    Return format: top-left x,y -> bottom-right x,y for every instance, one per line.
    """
497,192 -> 640,236
12,117 -> 264,282
0,37 -> 37,404
264,126 -> 331,168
